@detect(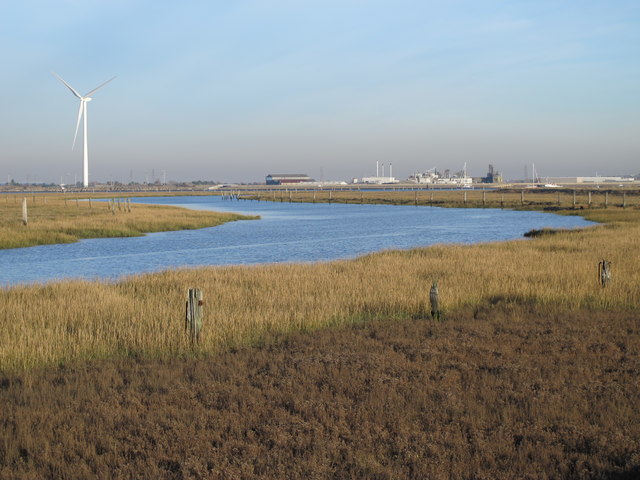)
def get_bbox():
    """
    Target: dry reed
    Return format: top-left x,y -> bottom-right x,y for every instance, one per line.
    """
1,193 -> 639,372
0,194 -> 254,249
